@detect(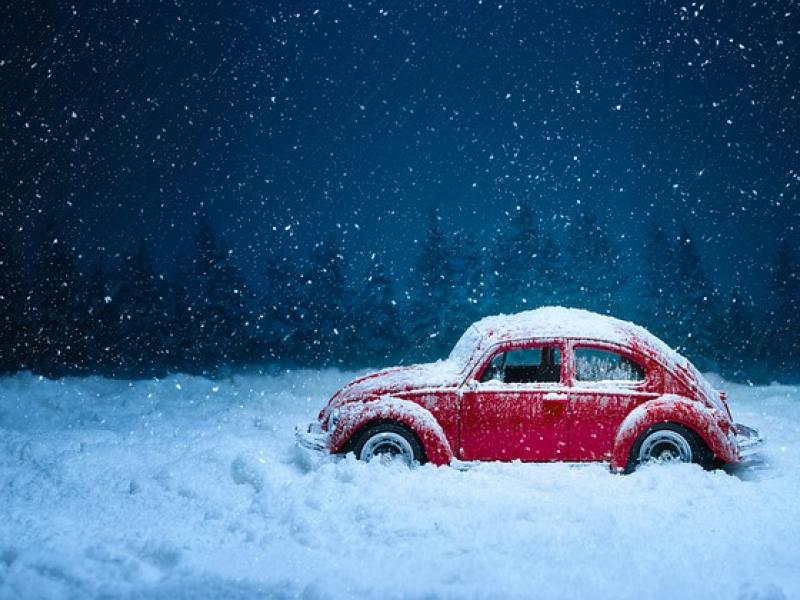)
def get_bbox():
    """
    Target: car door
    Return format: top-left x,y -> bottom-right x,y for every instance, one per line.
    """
459,341 -> 570,461
567,342 -> 659,461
